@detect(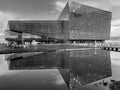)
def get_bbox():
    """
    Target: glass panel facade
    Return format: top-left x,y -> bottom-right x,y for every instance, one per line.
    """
6,1 -> 111,45
69,2 -> 111,40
